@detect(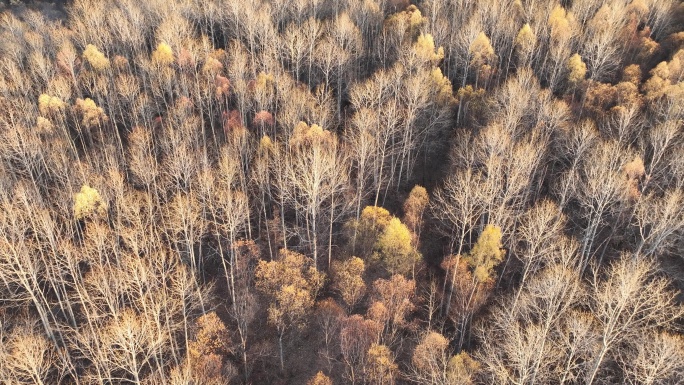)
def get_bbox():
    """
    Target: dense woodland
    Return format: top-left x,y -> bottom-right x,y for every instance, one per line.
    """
0,0 -> 683,383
